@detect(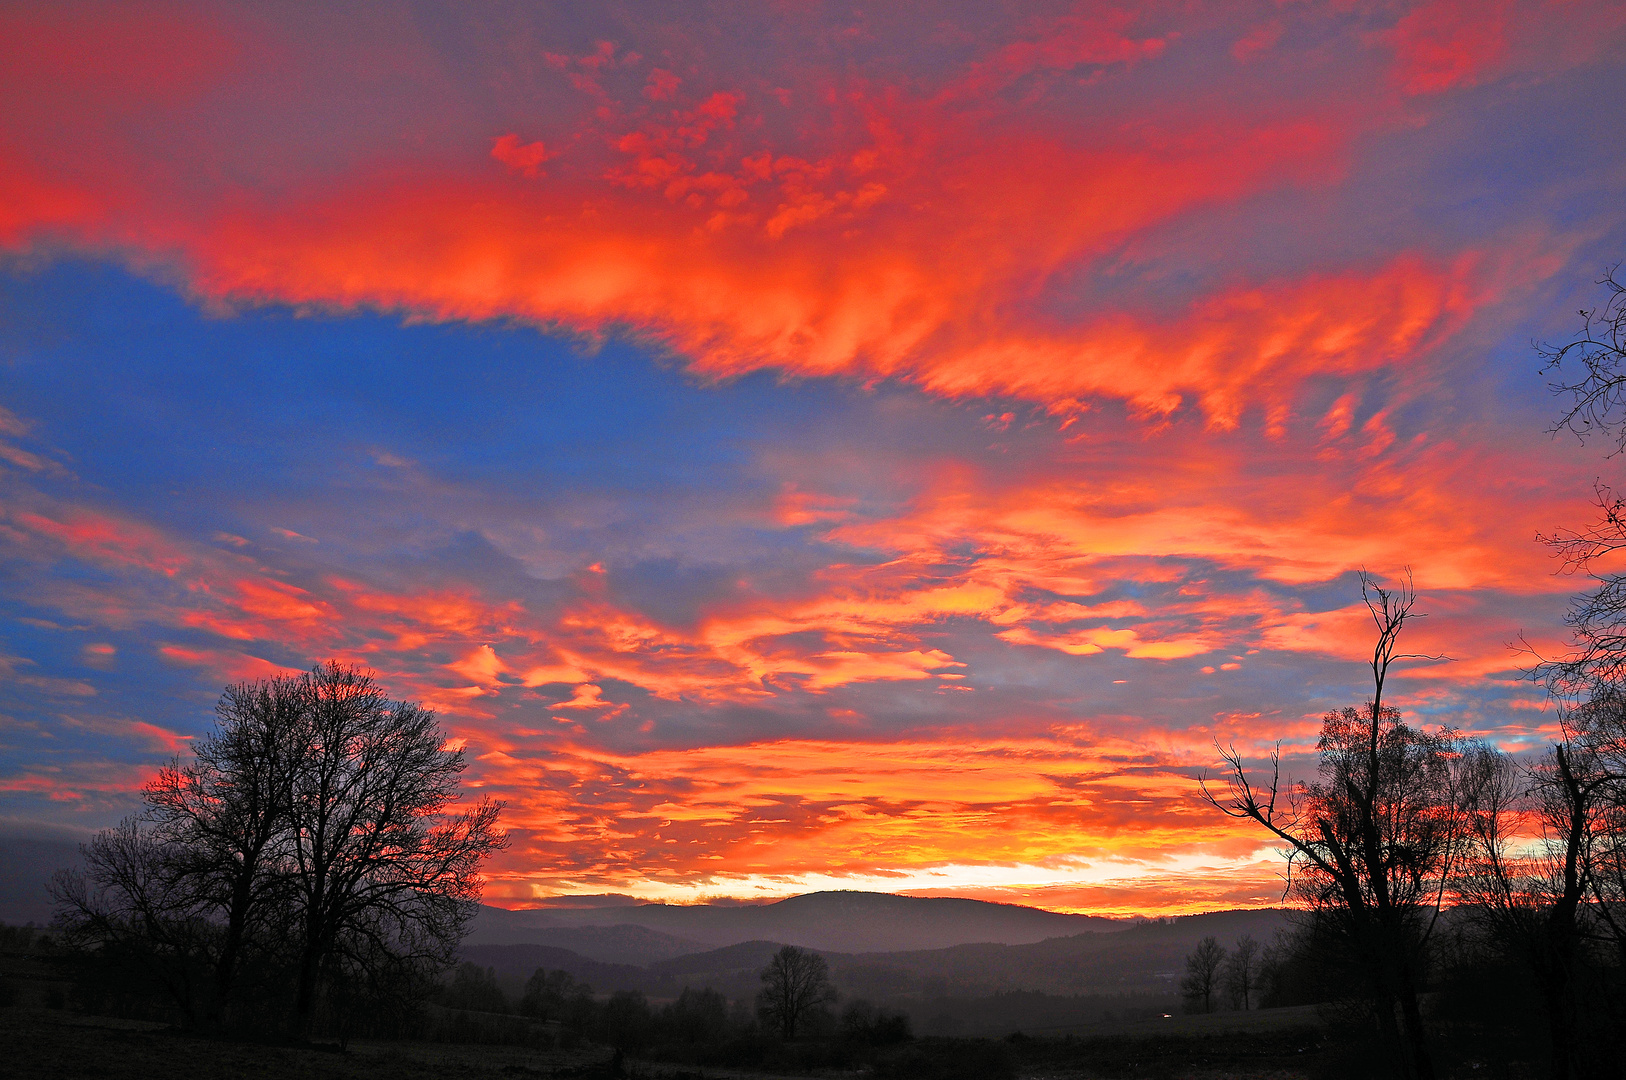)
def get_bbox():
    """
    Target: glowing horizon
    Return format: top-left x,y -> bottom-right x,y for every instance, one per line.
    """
2,0 -> 1624,916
